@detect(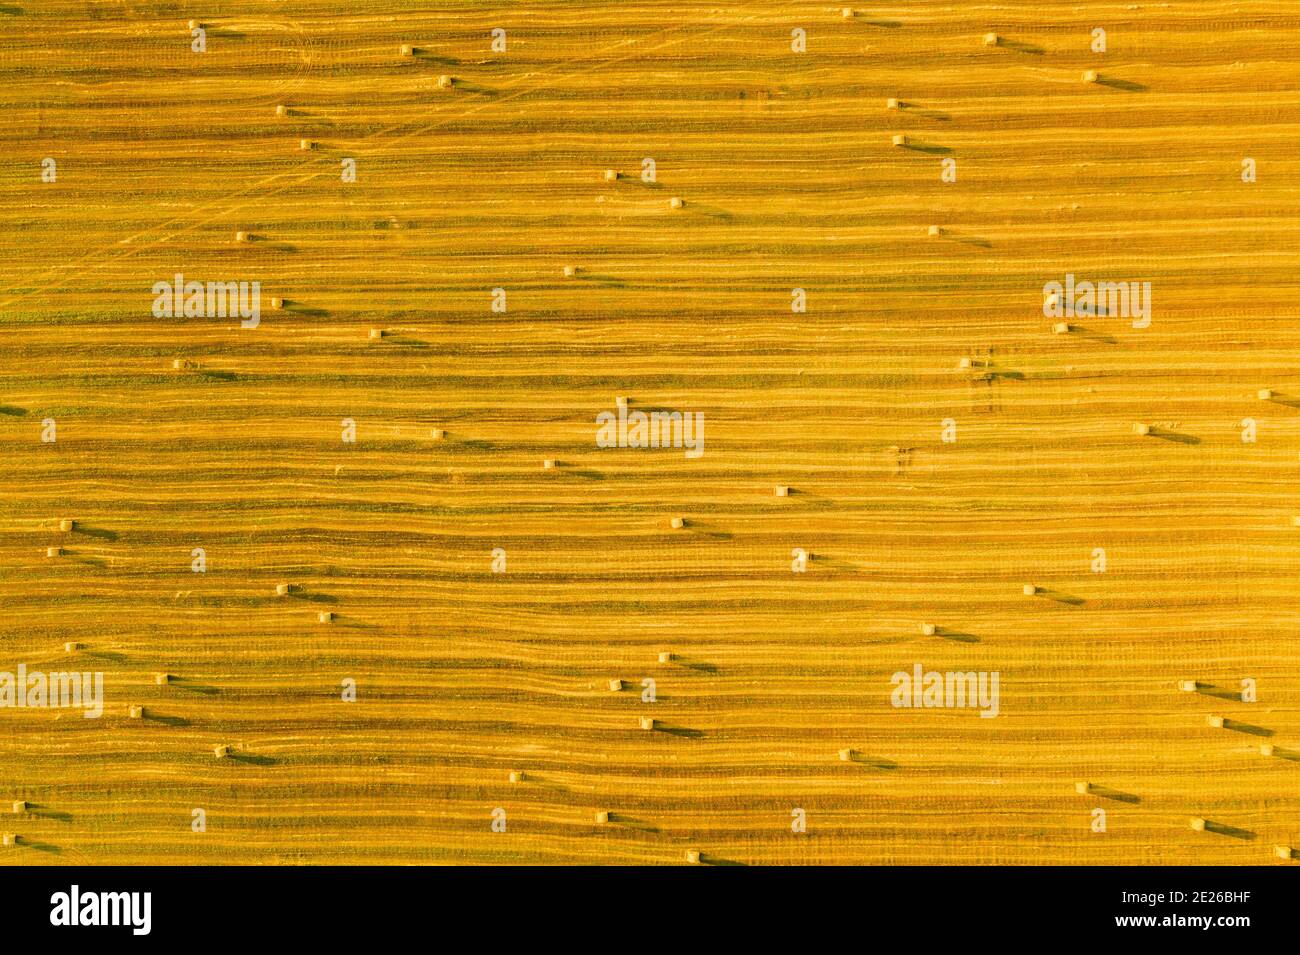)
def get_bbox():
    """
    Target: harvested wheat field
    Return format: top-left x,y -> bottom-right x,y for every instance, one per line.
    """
0,0 -> 1298,866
